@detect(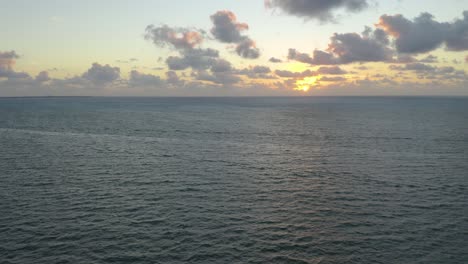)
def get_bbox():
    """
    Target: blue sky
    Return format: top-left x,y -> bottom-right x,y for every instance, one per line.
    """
1,0 -> 467,96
